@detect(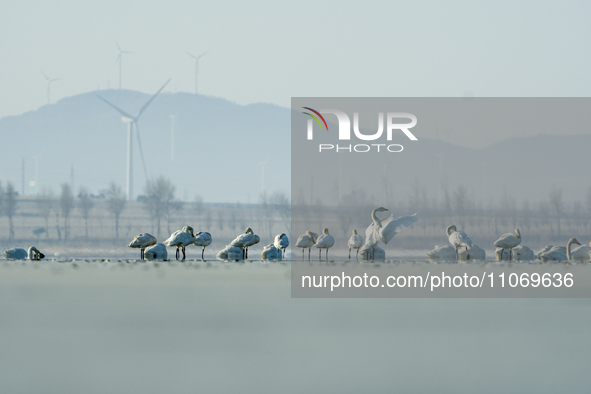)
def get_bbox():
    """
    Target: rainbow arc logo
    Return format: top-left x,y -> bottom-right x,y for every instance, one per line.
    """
302,107 -> 329,131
